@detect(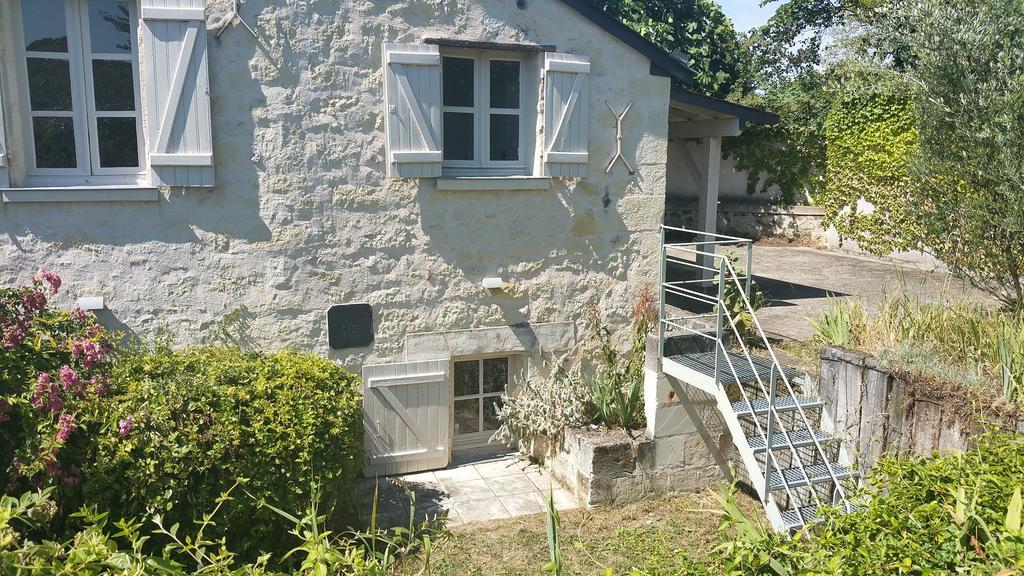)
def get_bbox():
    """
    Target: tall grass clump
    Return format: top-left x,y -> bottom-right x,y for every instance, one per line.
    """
812,291 -> 1024,403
